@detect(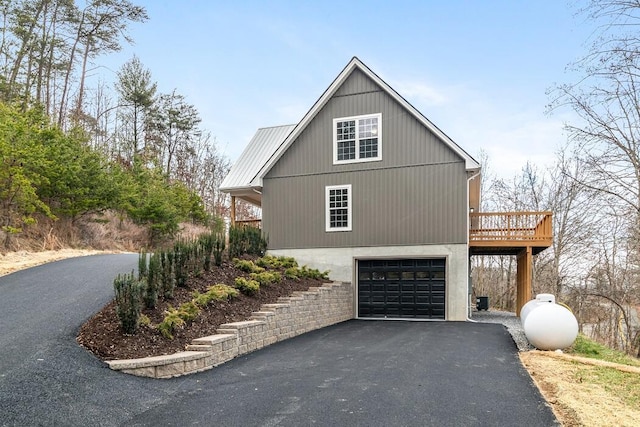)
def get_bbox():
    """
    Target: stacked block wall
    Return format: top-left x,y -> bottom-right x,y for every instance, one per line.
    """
107,282 -> 353,378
